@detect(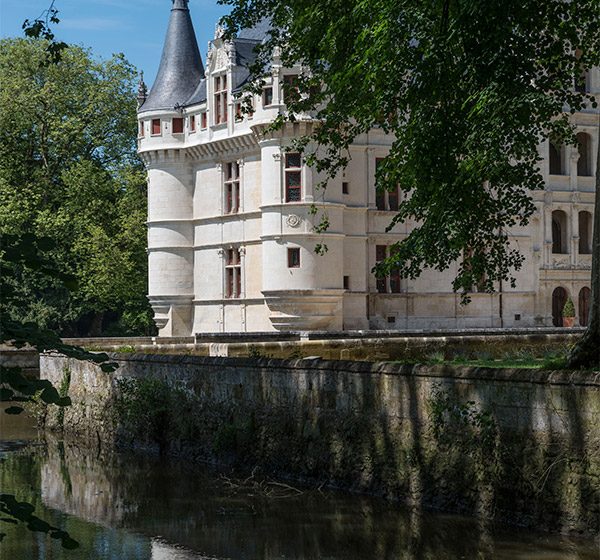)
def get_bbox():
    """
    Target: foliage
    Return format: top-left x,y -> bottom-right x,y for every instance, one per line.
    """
221,0 -> 600,302
0,38 -> 153,336
428,386 -> 501,478
0,494 -> 78,549
562,297 -> 576,318
115,378 -> 198,451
